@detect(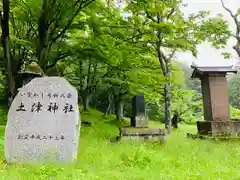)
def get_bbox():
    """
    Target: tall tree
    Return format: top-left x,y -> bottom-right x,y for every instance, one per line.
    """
0,0 -> 96,105
220,0 -> 240,57
177,61 -> 201,93
64,1 -> 166,120
36,0 -> 96,71
0,0 -> 15,106
125,0 -> 230,133
228,73 -> 240,108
